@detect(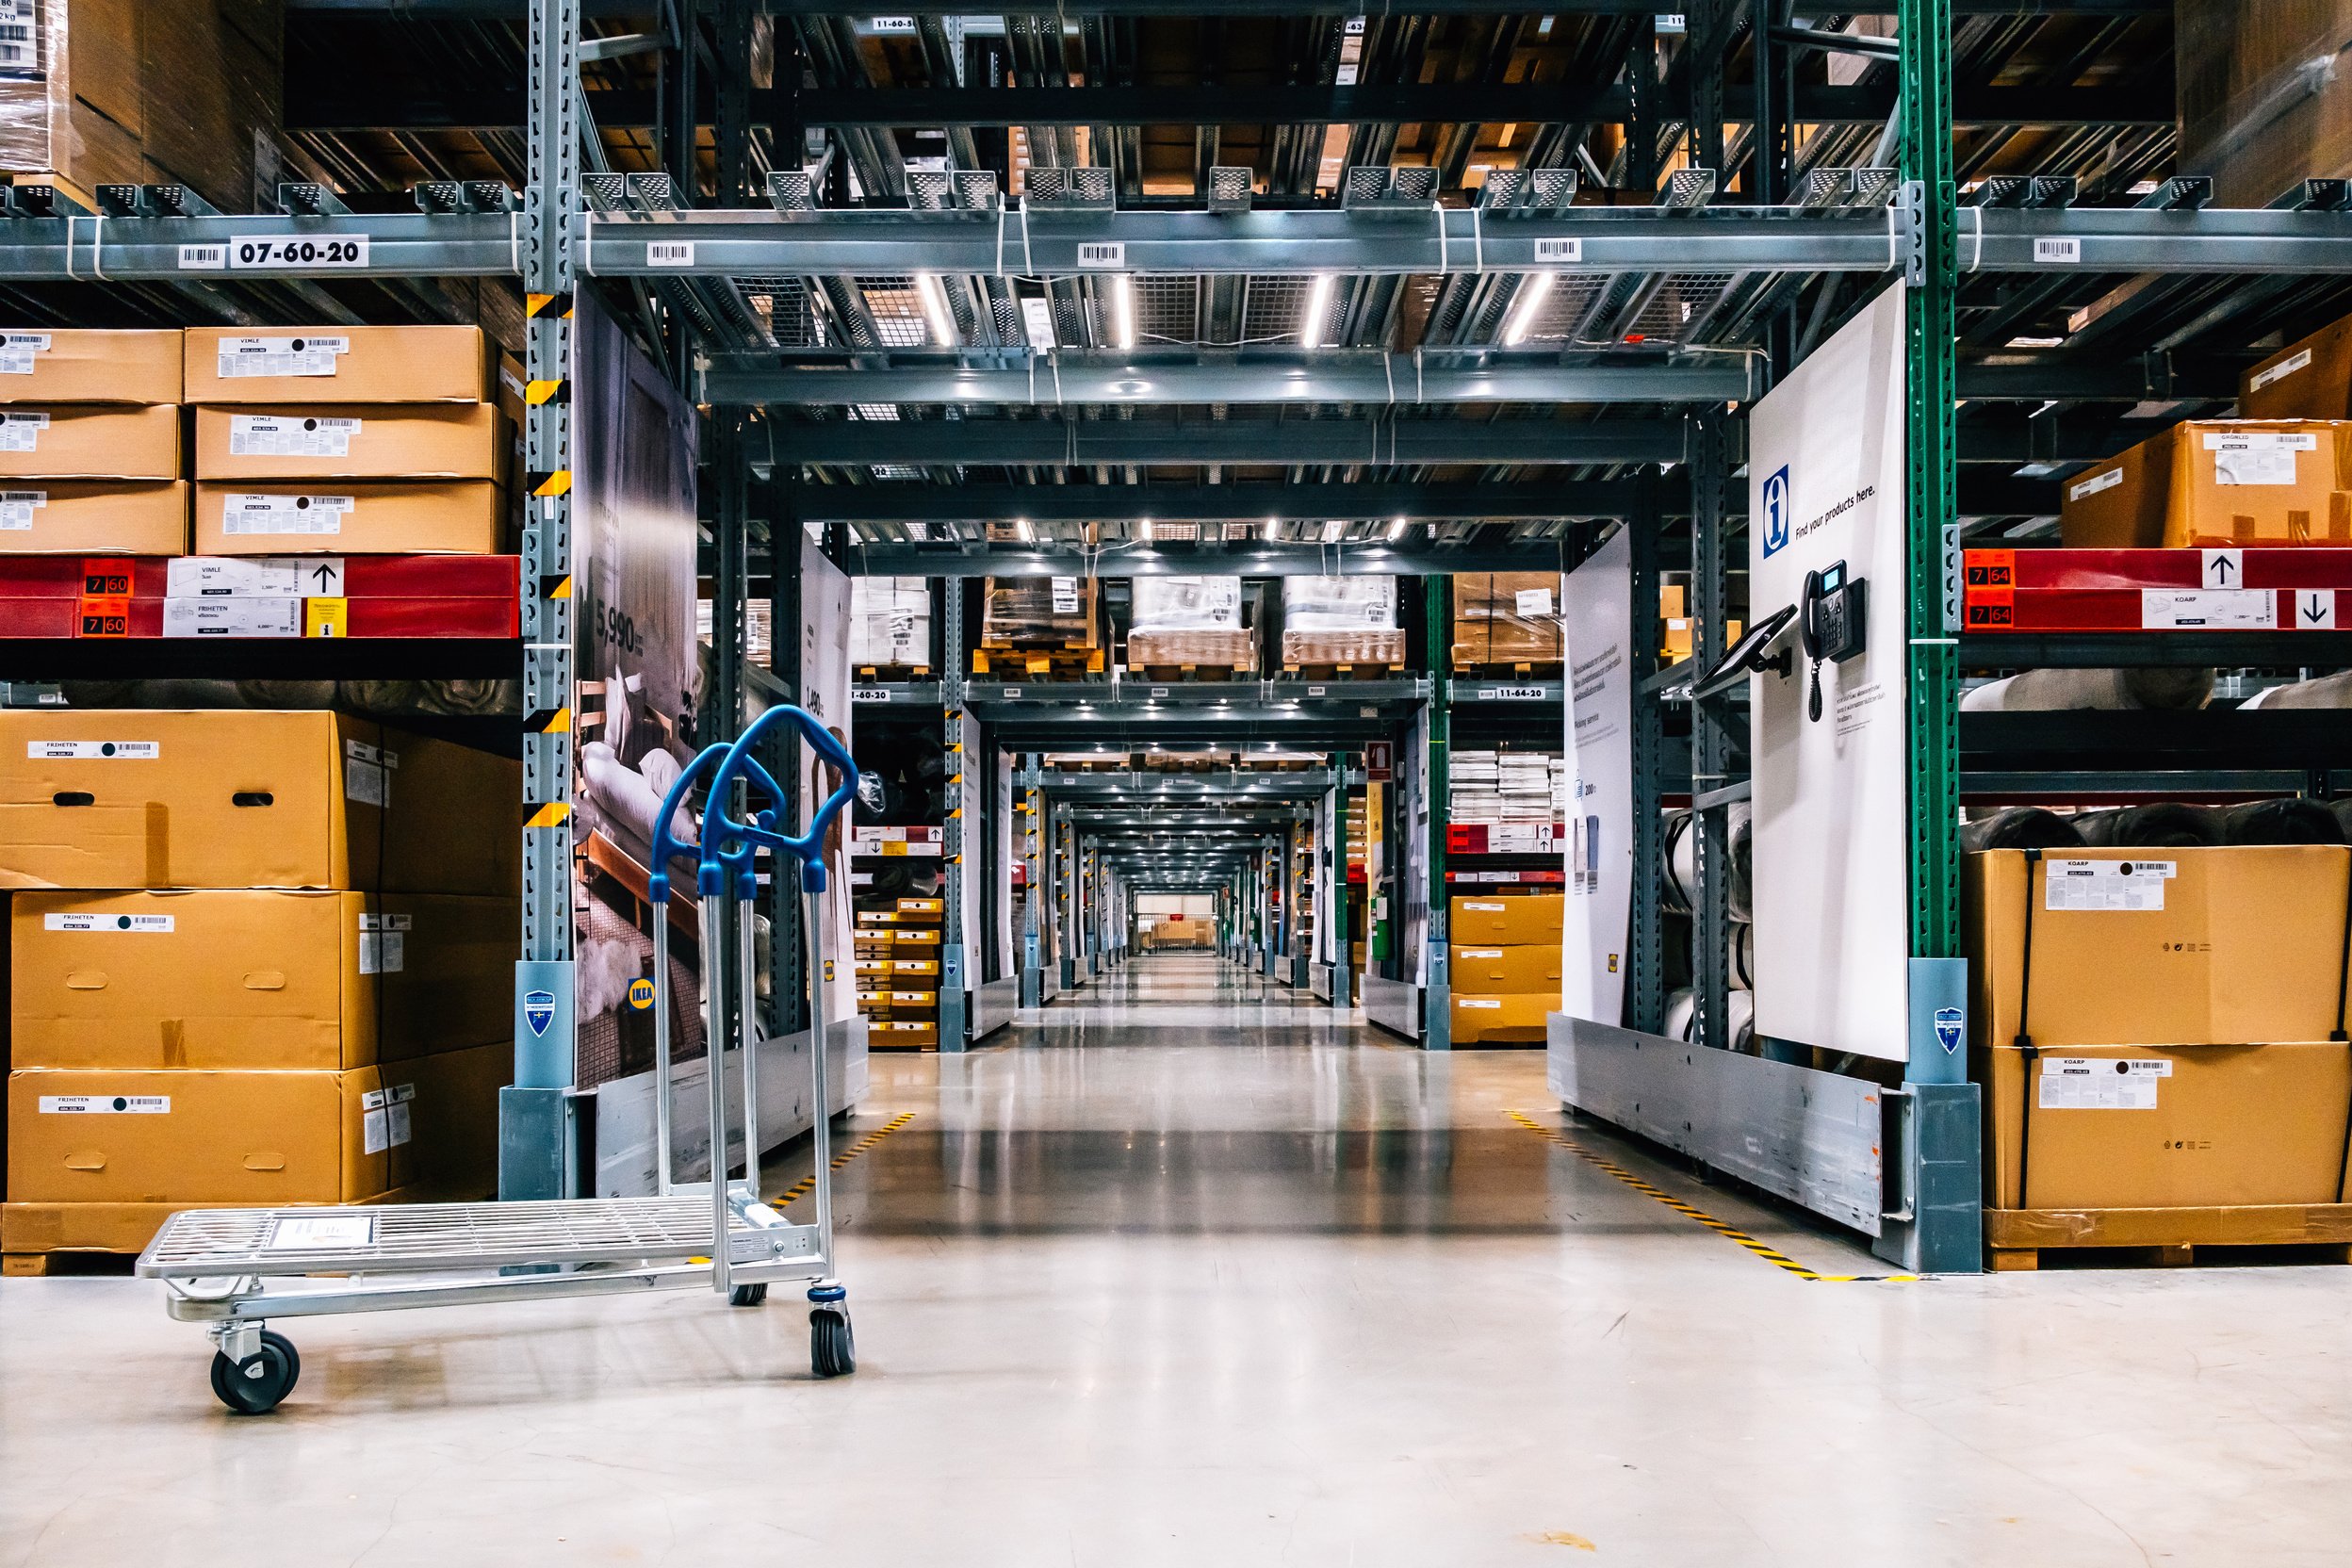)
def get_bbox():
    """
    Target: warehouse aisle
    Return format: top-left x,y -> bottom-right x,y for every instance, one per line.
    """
6,958 -> 2351,1566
